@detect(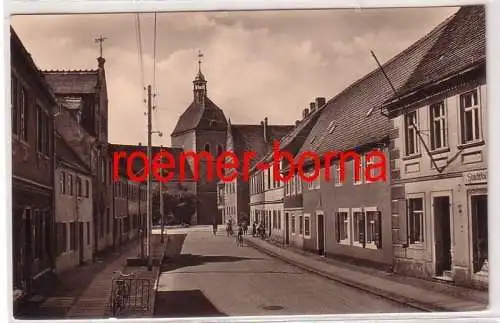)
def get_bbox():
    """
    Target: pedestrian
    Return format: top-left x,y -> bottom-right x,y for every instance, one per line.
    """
237,224 -> 244,247
252,222 -> 256,237
243,222 -> 248,235
212,221 -> 218,236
